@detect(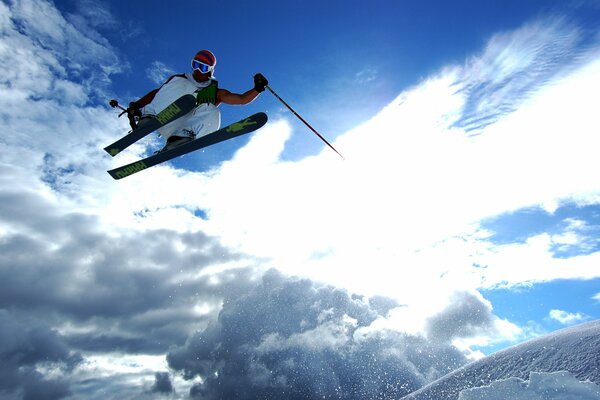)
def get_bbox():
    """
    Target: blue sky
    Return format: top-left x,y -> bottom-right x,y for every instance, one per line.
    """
1,0 -> 600,398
